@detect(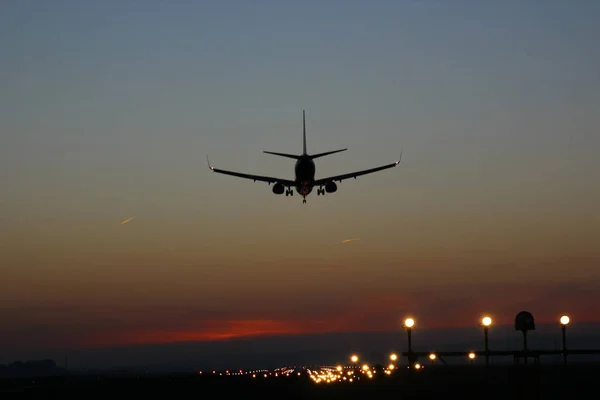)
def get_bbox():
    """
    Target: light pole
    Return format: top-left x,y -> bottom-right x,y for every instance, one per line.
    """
350,354 -> 358,369
403,317 -> 415,367
481,316 -> 492,365
468,352 -> 476,365
560,315 -> 570,365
